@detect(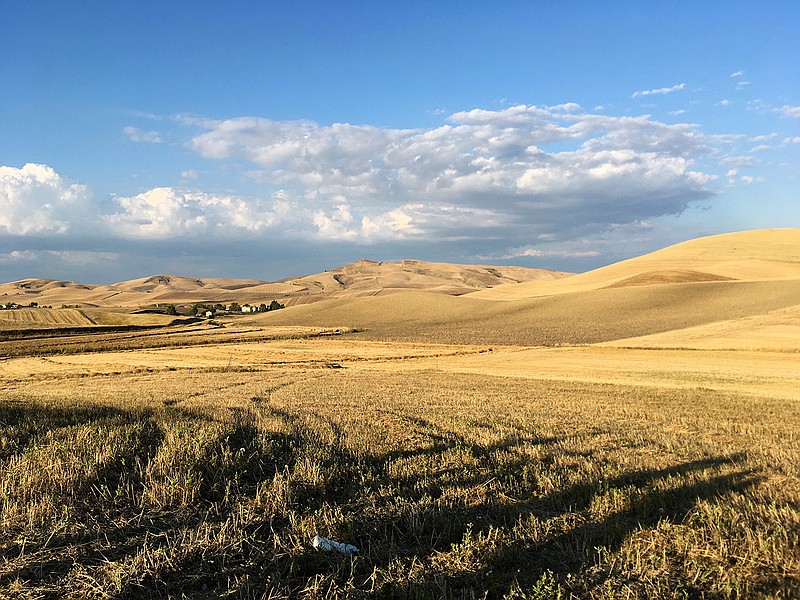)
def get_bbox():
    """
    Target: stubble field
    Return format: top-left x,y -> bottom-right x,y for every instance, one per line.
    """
1,229 -> 798,598
1,319 -> 798,599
